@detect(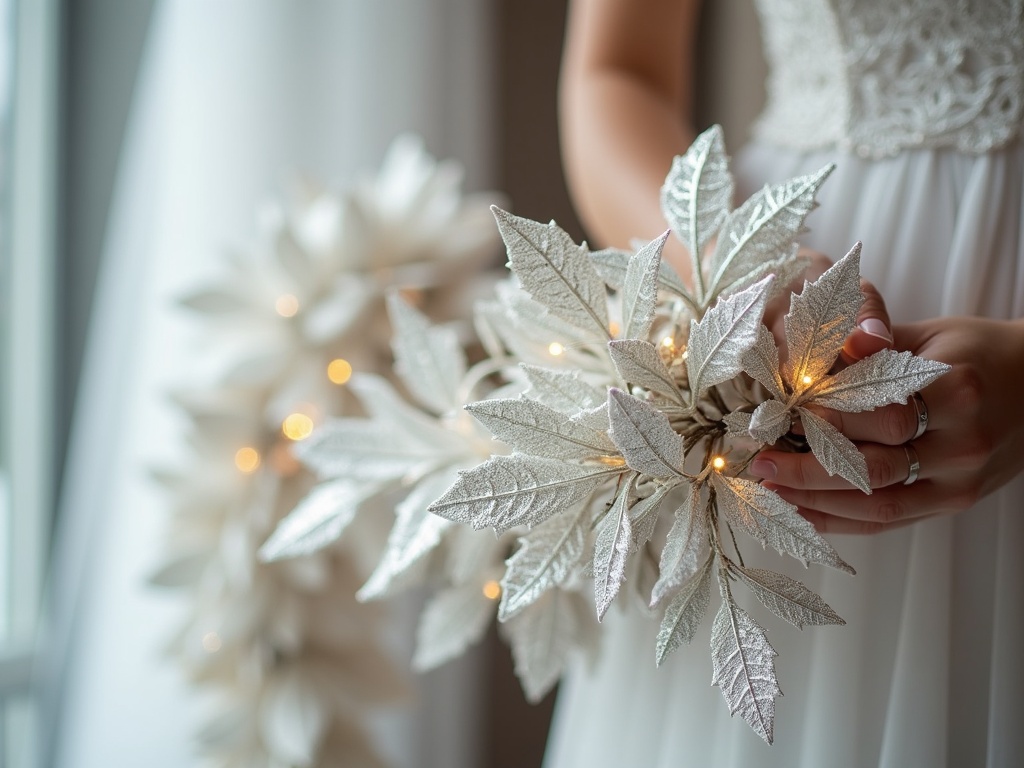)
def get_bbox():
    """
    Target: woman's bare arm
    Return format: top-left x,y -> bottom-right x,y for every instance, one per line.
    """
559,0 -> 702,273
